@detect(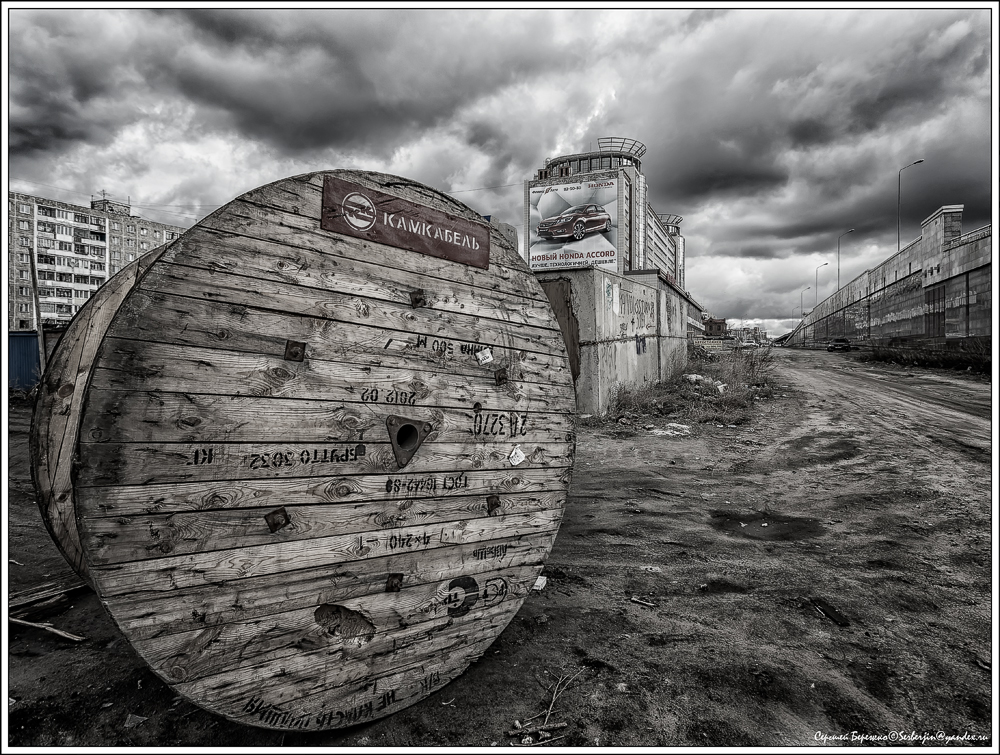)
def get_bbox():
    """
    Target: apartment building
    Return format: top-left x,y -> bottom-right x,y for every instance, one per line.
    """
8,192 -> 187,331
